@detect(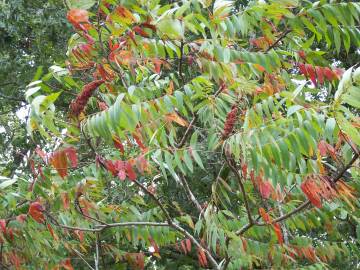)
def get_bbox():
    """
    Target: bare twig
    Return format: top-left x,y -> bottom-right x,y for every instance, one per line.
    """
94,233 -> 100,270
73,249 -> 95,270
